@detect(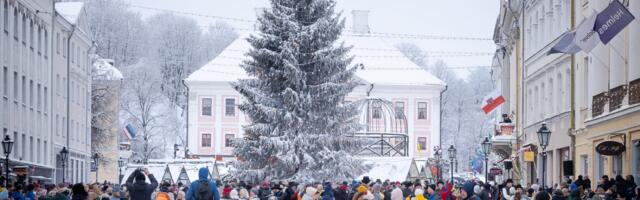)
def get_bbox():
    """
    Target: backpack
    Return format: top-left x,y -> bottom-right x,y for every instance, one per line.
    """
156,192 -> 171,200
196,180 -> 213,200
